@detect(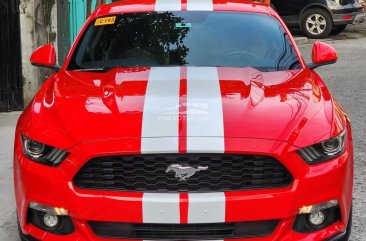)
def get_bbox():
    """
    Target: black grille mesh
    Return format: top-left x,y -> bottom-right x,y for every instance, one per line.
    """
88,220 -> 280,240
73,154 -> 293,192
